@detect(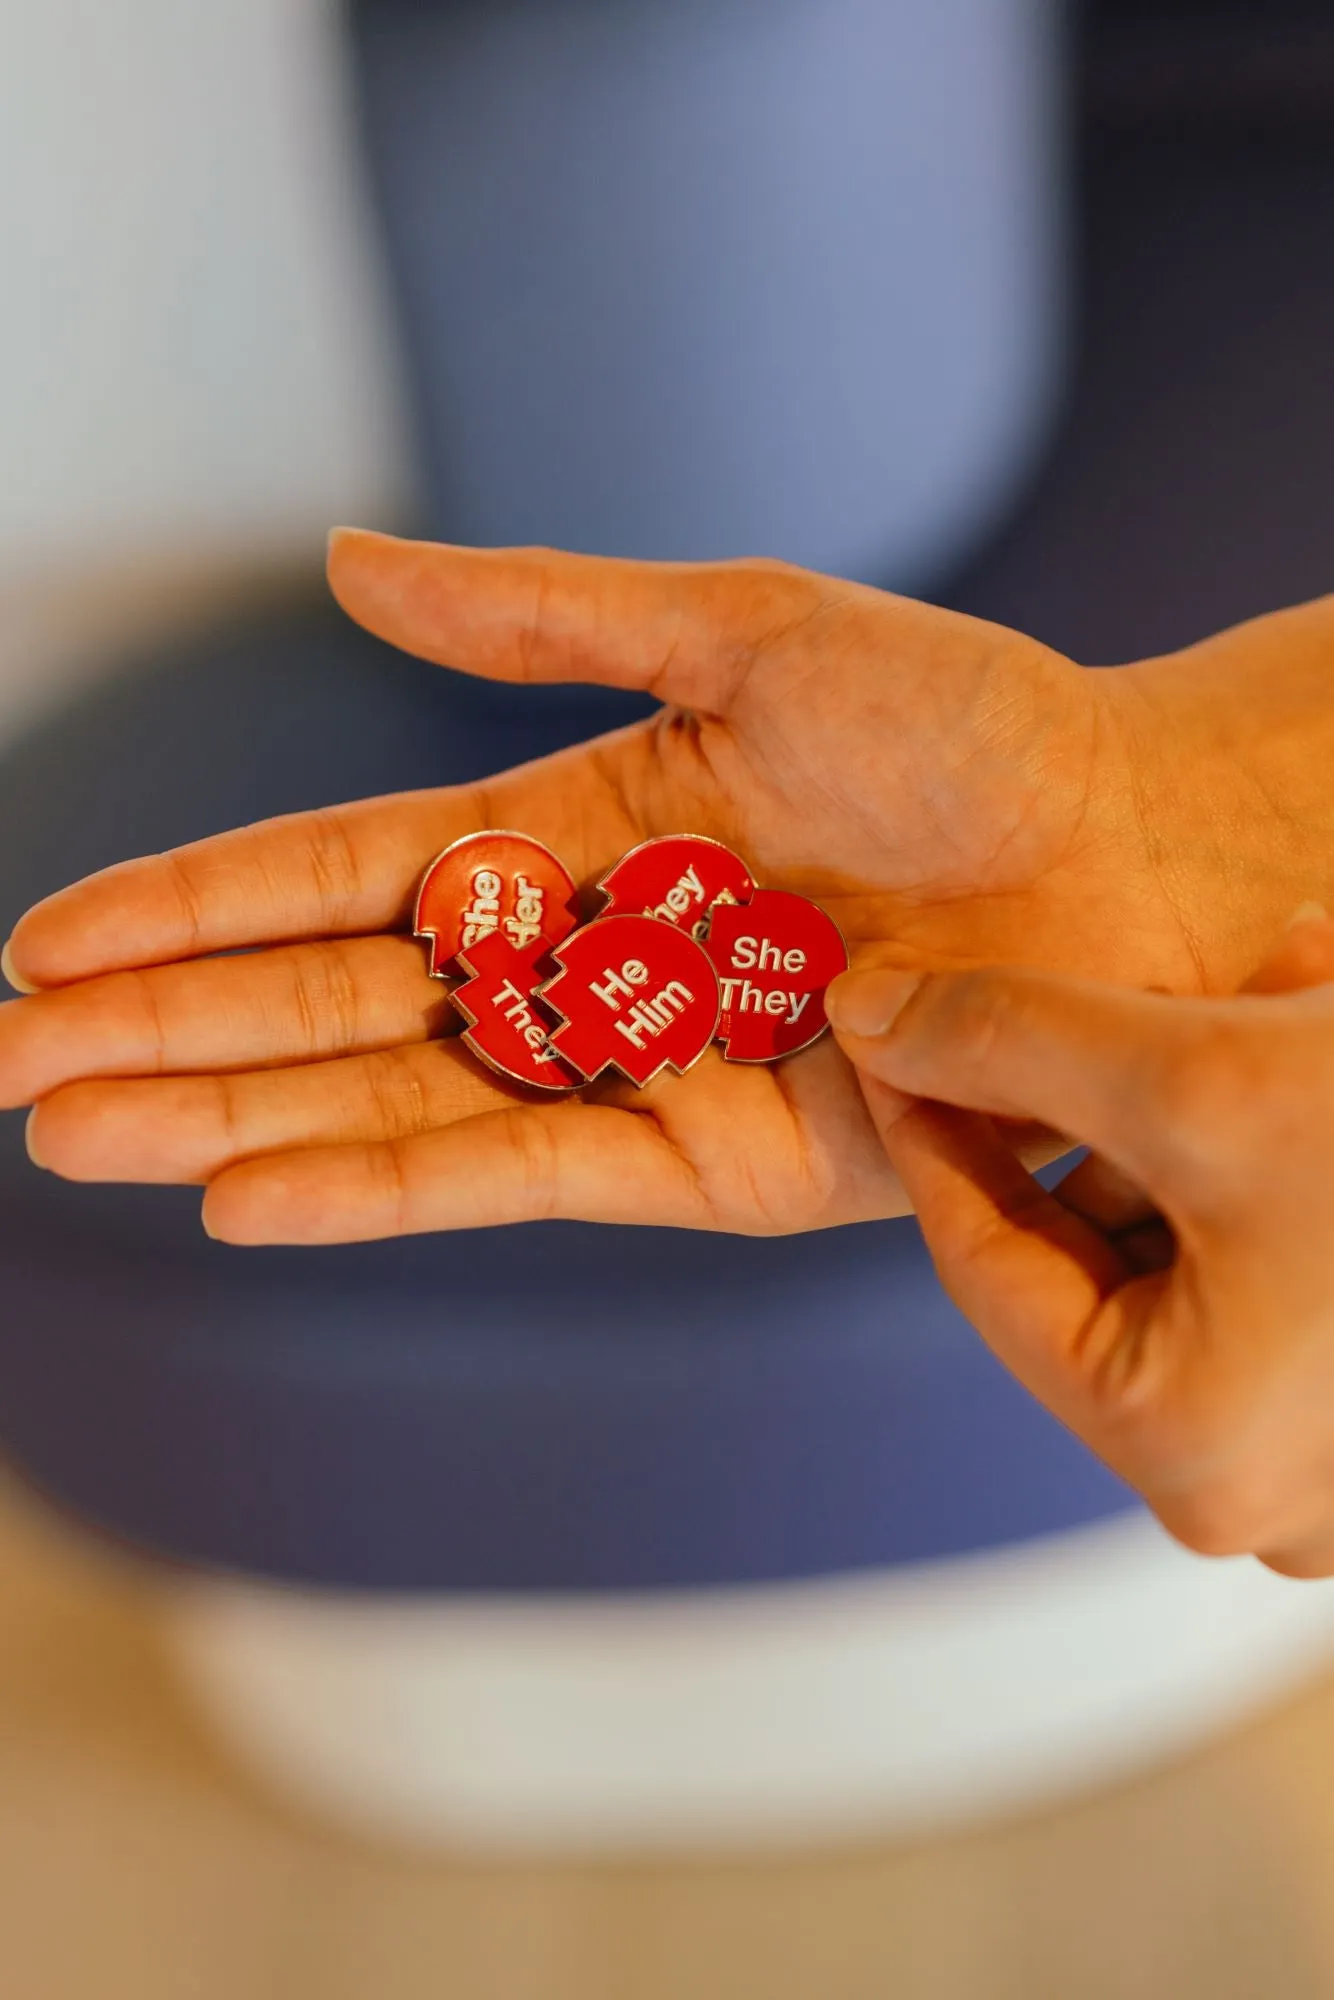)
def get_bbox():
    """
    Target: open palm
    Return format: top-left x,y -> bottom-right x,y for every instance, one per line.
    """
0,533 -> 1258,1243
